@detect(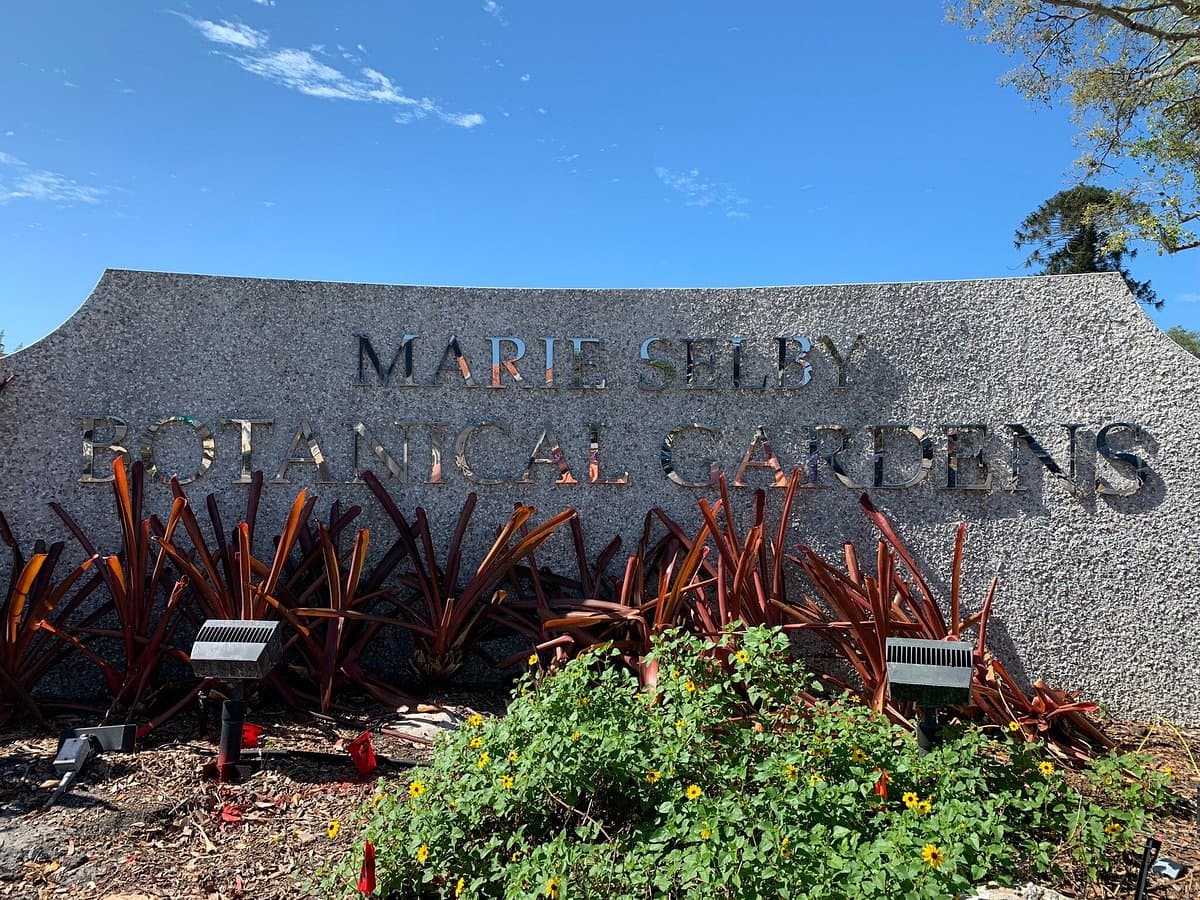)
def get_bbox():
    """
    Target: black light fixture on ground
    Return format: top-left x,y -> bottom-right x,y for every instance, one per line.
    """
885,637 -> 974,752
190,619 -> 283,781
